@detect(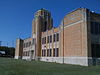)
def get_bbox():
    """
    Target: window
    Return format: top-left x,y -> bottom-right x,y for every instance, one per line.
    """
32,39 -> 34,45
57,33 -> 59,41
53,48 -> 59,57
44,49 -> 46,56
91,22 -> 94,34
26,52 -> 27,56
27,51 -> 30,56
46,49 -> 52,57
47,49 -> 49,57
27,51 -> 29,56
91,44 -> 100,58
42,37 -> 46,44
98,23 -> 100,34
53,48 -> 55,57
24,52 -> 26,56
25,42 -> 31,47
56,48 -> 59,57
44,37 -> 46,44
47,36 -> 49,43
91,22 -> 100,35
24,42 -> 31,48
50,35 -> 52,43
23,43 -> 25,48
29,41 -> 31,47
50,49 -> 52,56
23,52 -> 25,56
53,33 -> 59,42
53,34 -> 56,42
42,49 -> 46,57
42,38 -> 44,44
26,43 -> 28,47
42,50 -> 44,56
44,21 -> 47,31
41,11 -> 43,15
